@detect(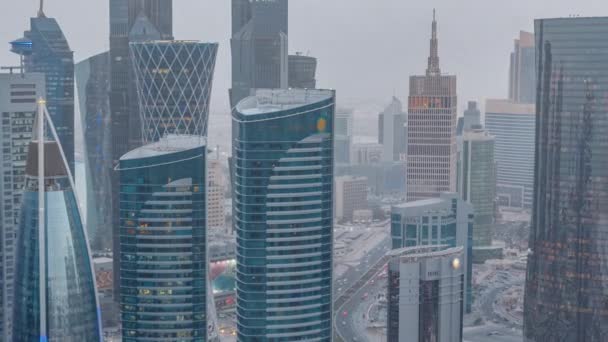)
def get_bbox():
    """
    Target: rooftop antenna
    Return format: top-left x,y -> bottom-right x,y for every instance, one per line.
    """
38,0 -> 46,18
